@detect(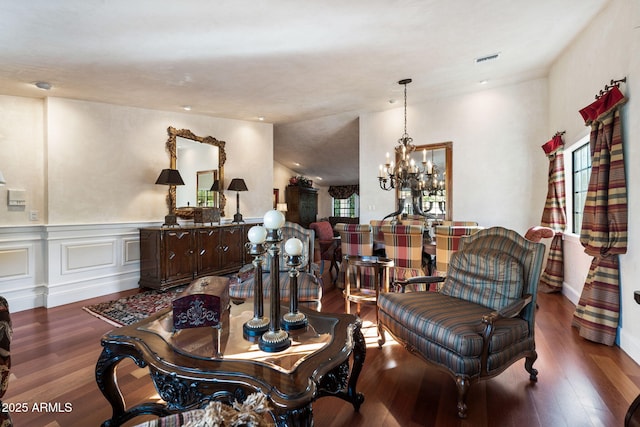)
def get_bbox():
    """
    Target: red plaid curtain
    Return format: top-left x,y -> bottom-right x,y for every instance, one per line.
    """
572,86 -> 628,346
538,134 -> 566,293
